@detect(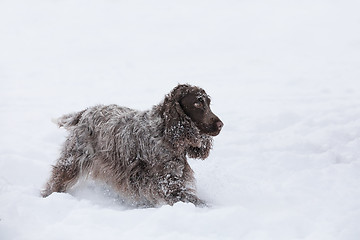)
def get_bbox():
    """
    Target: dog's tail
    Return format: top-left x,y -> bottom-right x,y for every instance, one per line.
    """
52,110 -> 86,129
